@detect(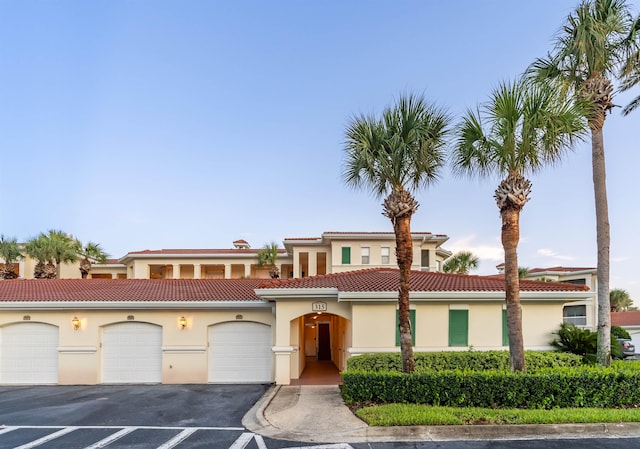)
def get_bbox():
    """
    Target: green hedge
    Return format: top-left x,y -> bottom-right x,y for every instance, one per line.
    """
341,366 -> 640,408
346,351 -> 583,373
